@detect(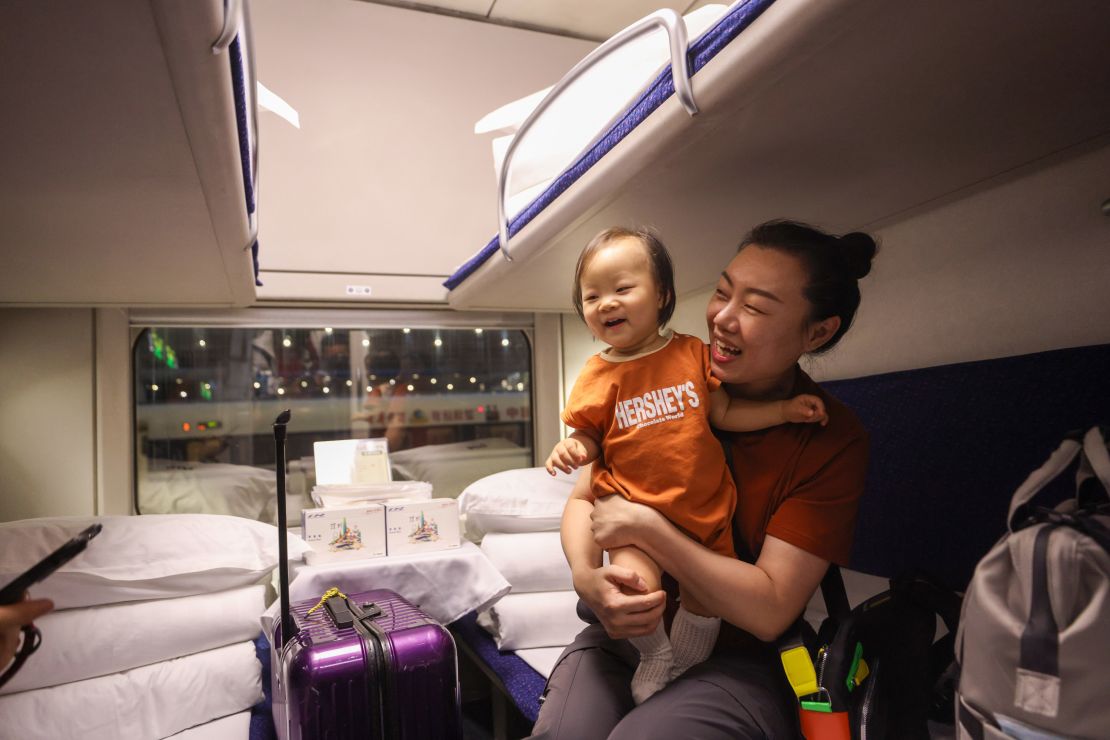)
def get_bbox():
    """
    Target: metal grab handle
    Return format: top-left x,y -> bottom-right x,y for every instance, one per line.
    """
496,8 -> 699,262
212,0 -> 243,53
